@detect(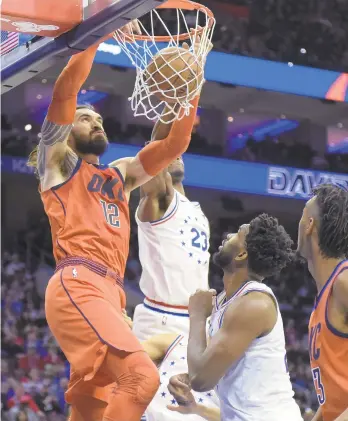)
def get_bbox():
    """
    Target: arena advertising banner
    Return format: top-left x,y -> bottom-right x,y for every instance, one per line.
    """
3,148 -> 347,199
95,40 -> 348,103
